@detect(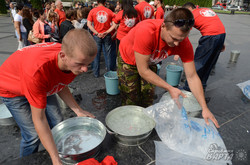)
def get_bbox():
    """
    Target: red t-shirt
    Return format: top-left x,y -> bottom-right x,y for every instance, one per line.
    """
192,8 -> 225,36
113,10 -> 139,41
0,43 -> 76,109
119,19 -> 194,66
155,7 -> 164,19
54,8 -> 66,26
87,6 -> 115,33
135,1 -> 154,21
